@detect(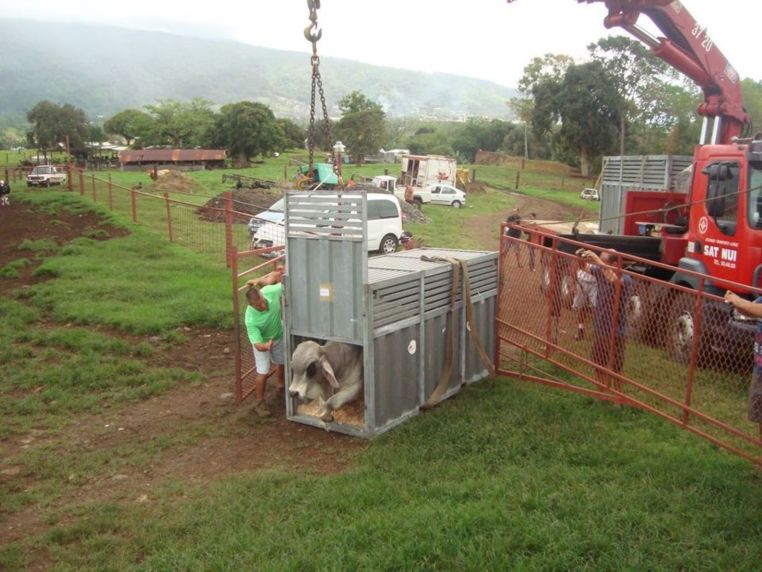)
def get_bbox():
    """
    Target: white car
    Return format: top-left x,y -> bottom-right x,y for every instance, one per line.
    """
580,188 -> 600,201
248,197 -> 285,236
426,184 -> 466,208
252,193 -> 403,255
26,165 -> 67,187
